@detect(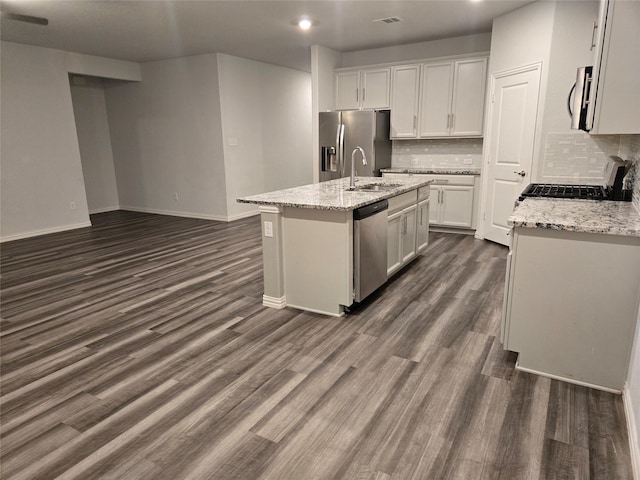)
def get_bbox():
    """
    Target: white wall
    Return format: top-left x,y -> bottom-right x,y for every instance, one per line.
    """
70,76 -> 120,213
0,41 -> 142,241
104,54 -> 229,220
311,45 -> 343,183
341,33 -> 492,68
623,134 -> 640,476
1,42 -> 91,241
627,285 -> 640,478
537,1 -> 622,184
488,1 -> 556,183
217,54 -> 312,219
